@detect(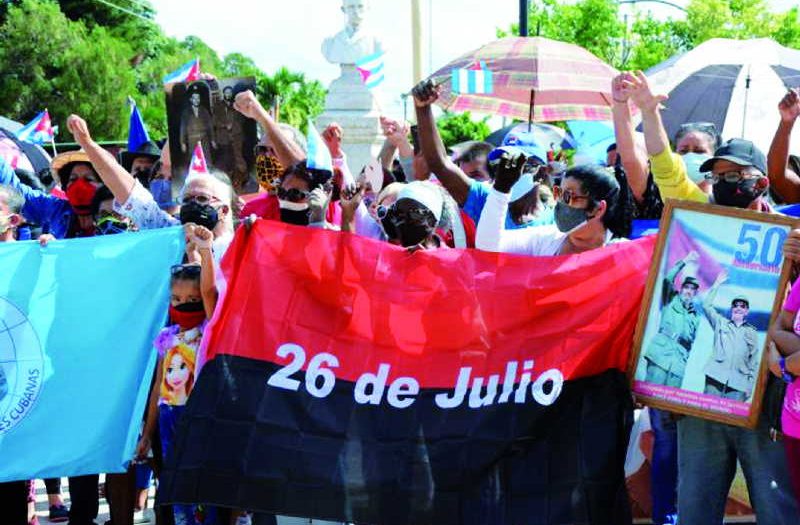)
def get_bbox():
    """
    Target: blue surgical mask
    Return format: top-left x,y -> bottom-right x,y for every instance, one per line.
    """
681,153 -> 711,184
149,179 -> 174,209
